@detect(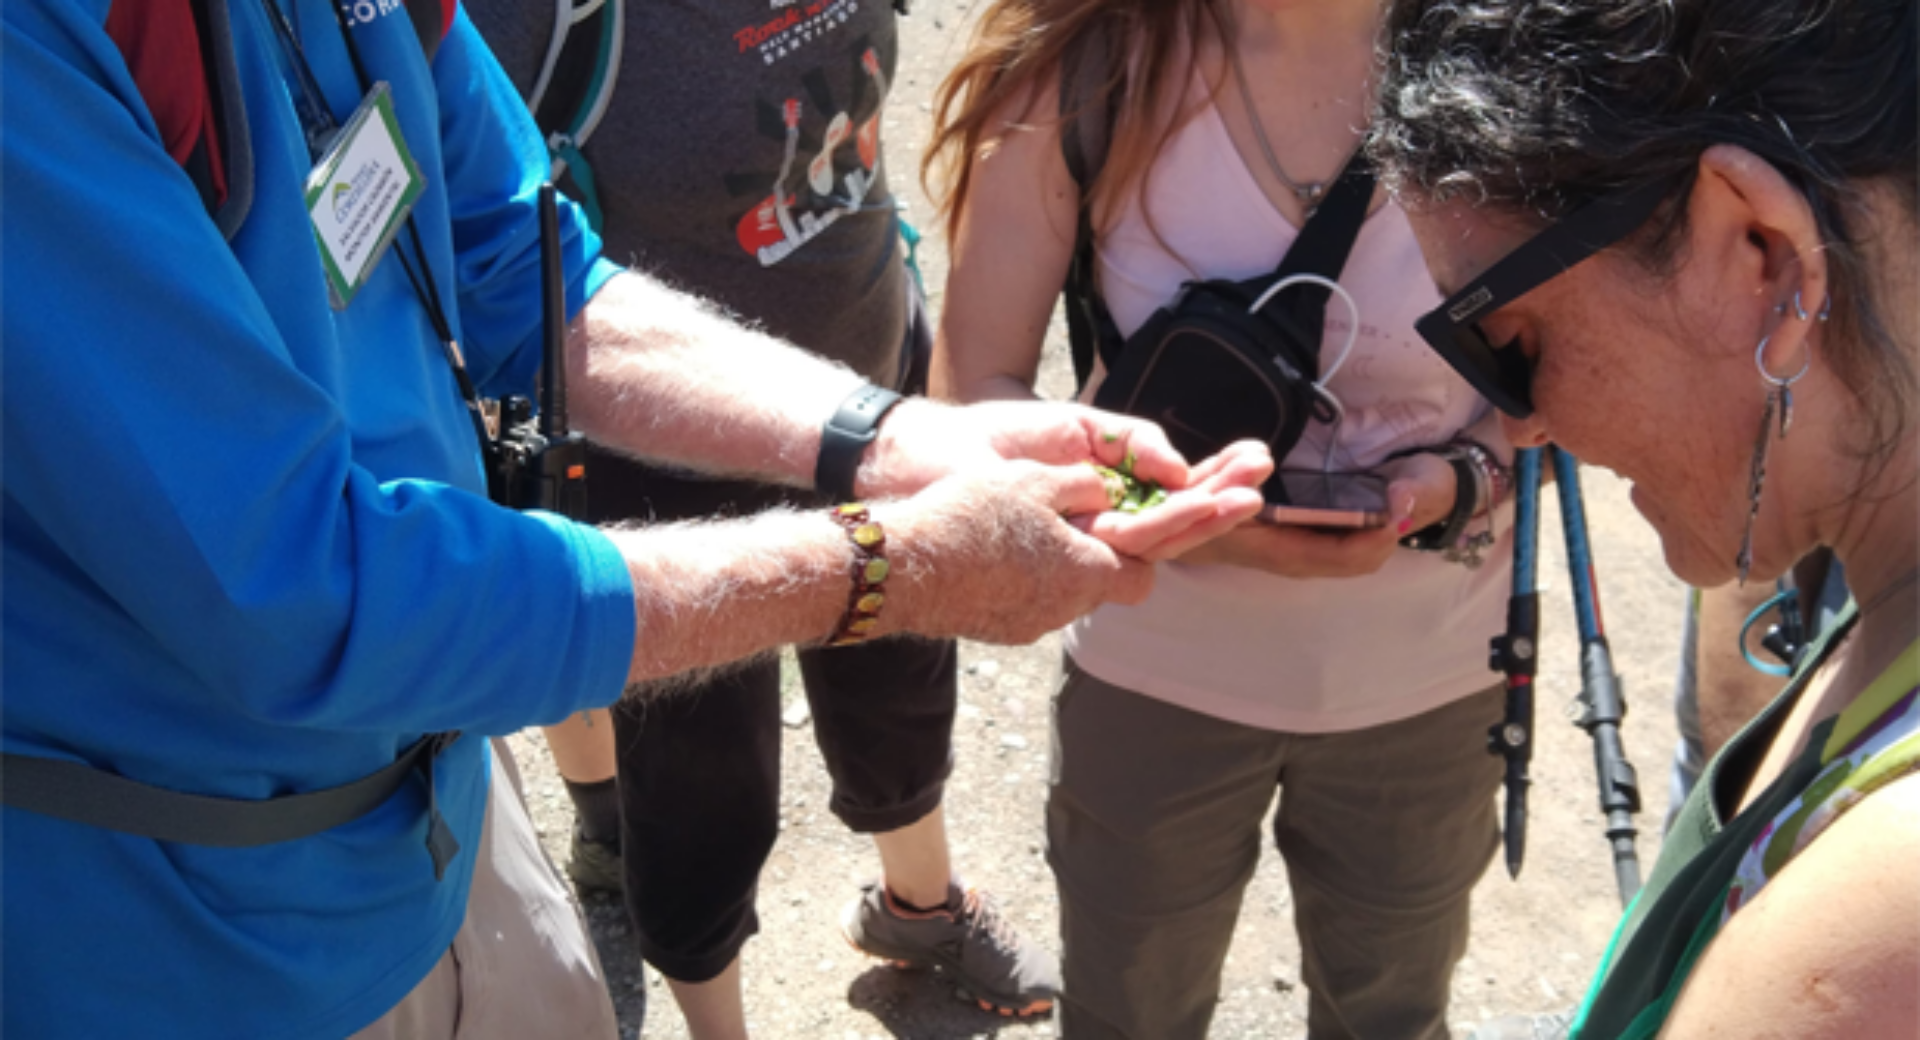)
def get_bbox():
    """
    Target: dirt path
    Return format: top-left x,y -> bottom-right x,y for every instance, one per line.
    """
509,3 -> 1688,1034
